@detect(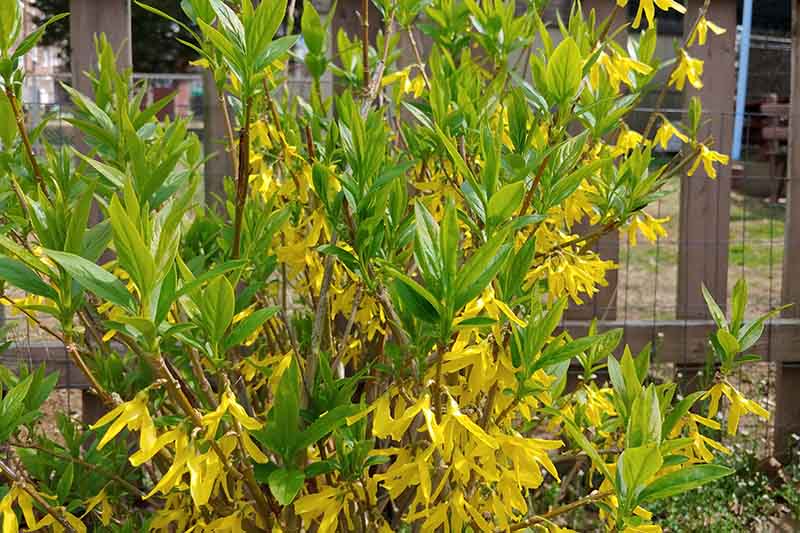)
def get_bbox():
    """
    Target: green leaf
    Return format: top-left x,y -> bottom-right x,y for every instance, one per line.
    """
74,151 -> 126,189
265,358 -> 301,461
487,181 -> 525,226
454,231 -> 512,310
440,198 -> 459,299
65,185 -> 95,255
294,404 -> 360,453
268,468 -> 305,506
535,334 -> 603,372
301,1 -> 324,50
546,37 -> 583,103
223,307 -> 279,351
11,12 -> 69,60
391,275 -> 440,324
716,329 -> 740,358
553,410 -> 613,481
616,444 -> 663,511
730,279 -> 747,334
0,0 -> 21,52
626,384 -> 662,448
0,257 -> 57,300
45,249 -> 134,311
455,316 -> 497,329
414,201 -> 442,290
56,462 -> 75,501
701,283 -> 727,330
638,464 -> 734,503
108,194 -> 156,296
173,260 -> 247,301
737,305 -> 788,352
0,95 -> 16,146
199,275 -> 235,343
318,244 -> 360,274
661,391 -> 704,439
